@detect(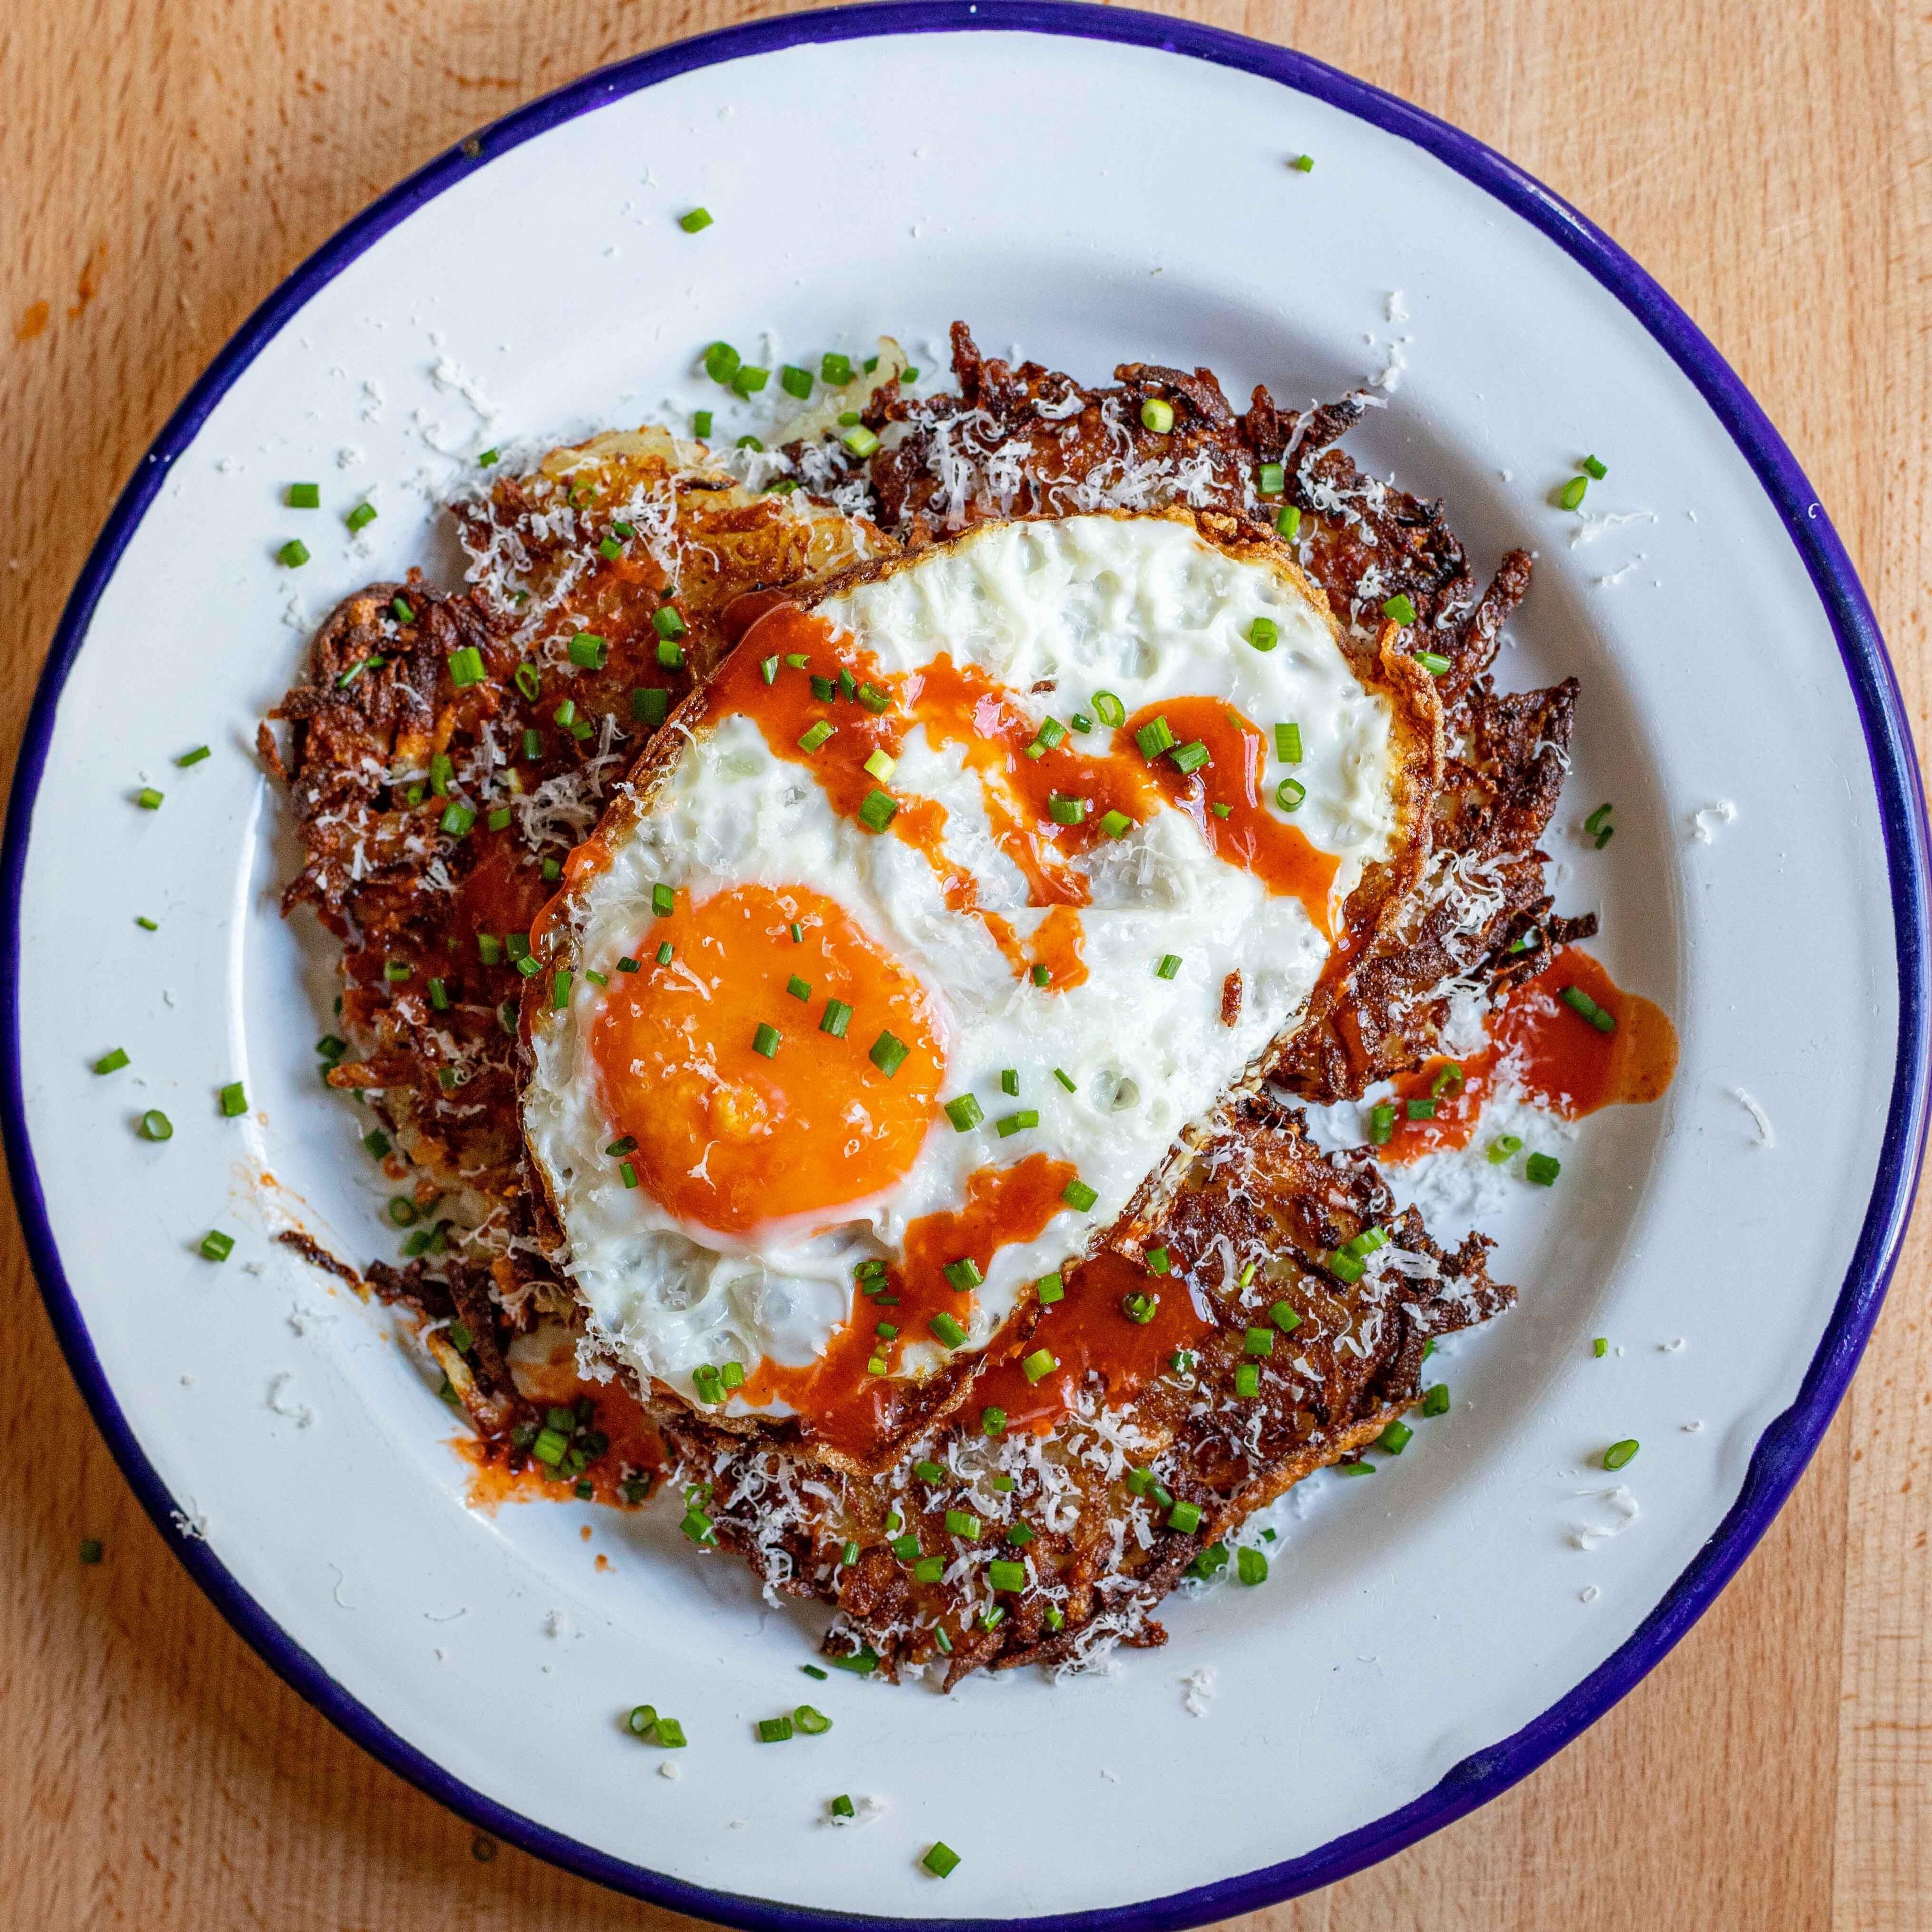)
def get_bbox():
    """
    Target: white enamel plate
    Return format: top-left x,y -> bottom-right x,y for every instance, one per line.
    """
6,7 -> 1925,1922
